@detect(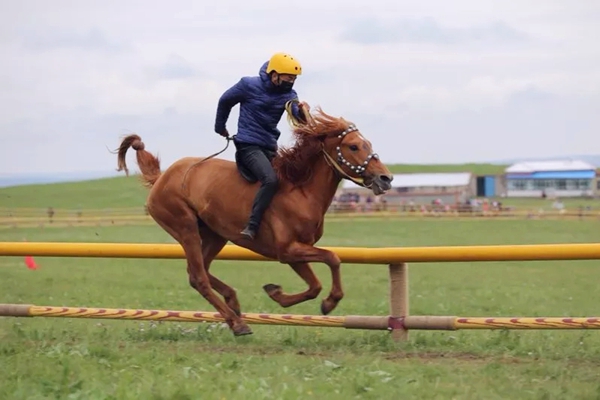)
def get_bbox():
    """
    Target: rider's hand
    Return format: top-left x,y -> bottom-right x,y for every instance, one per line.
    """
298,101 -> 310,113
217,128 -> 229,138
